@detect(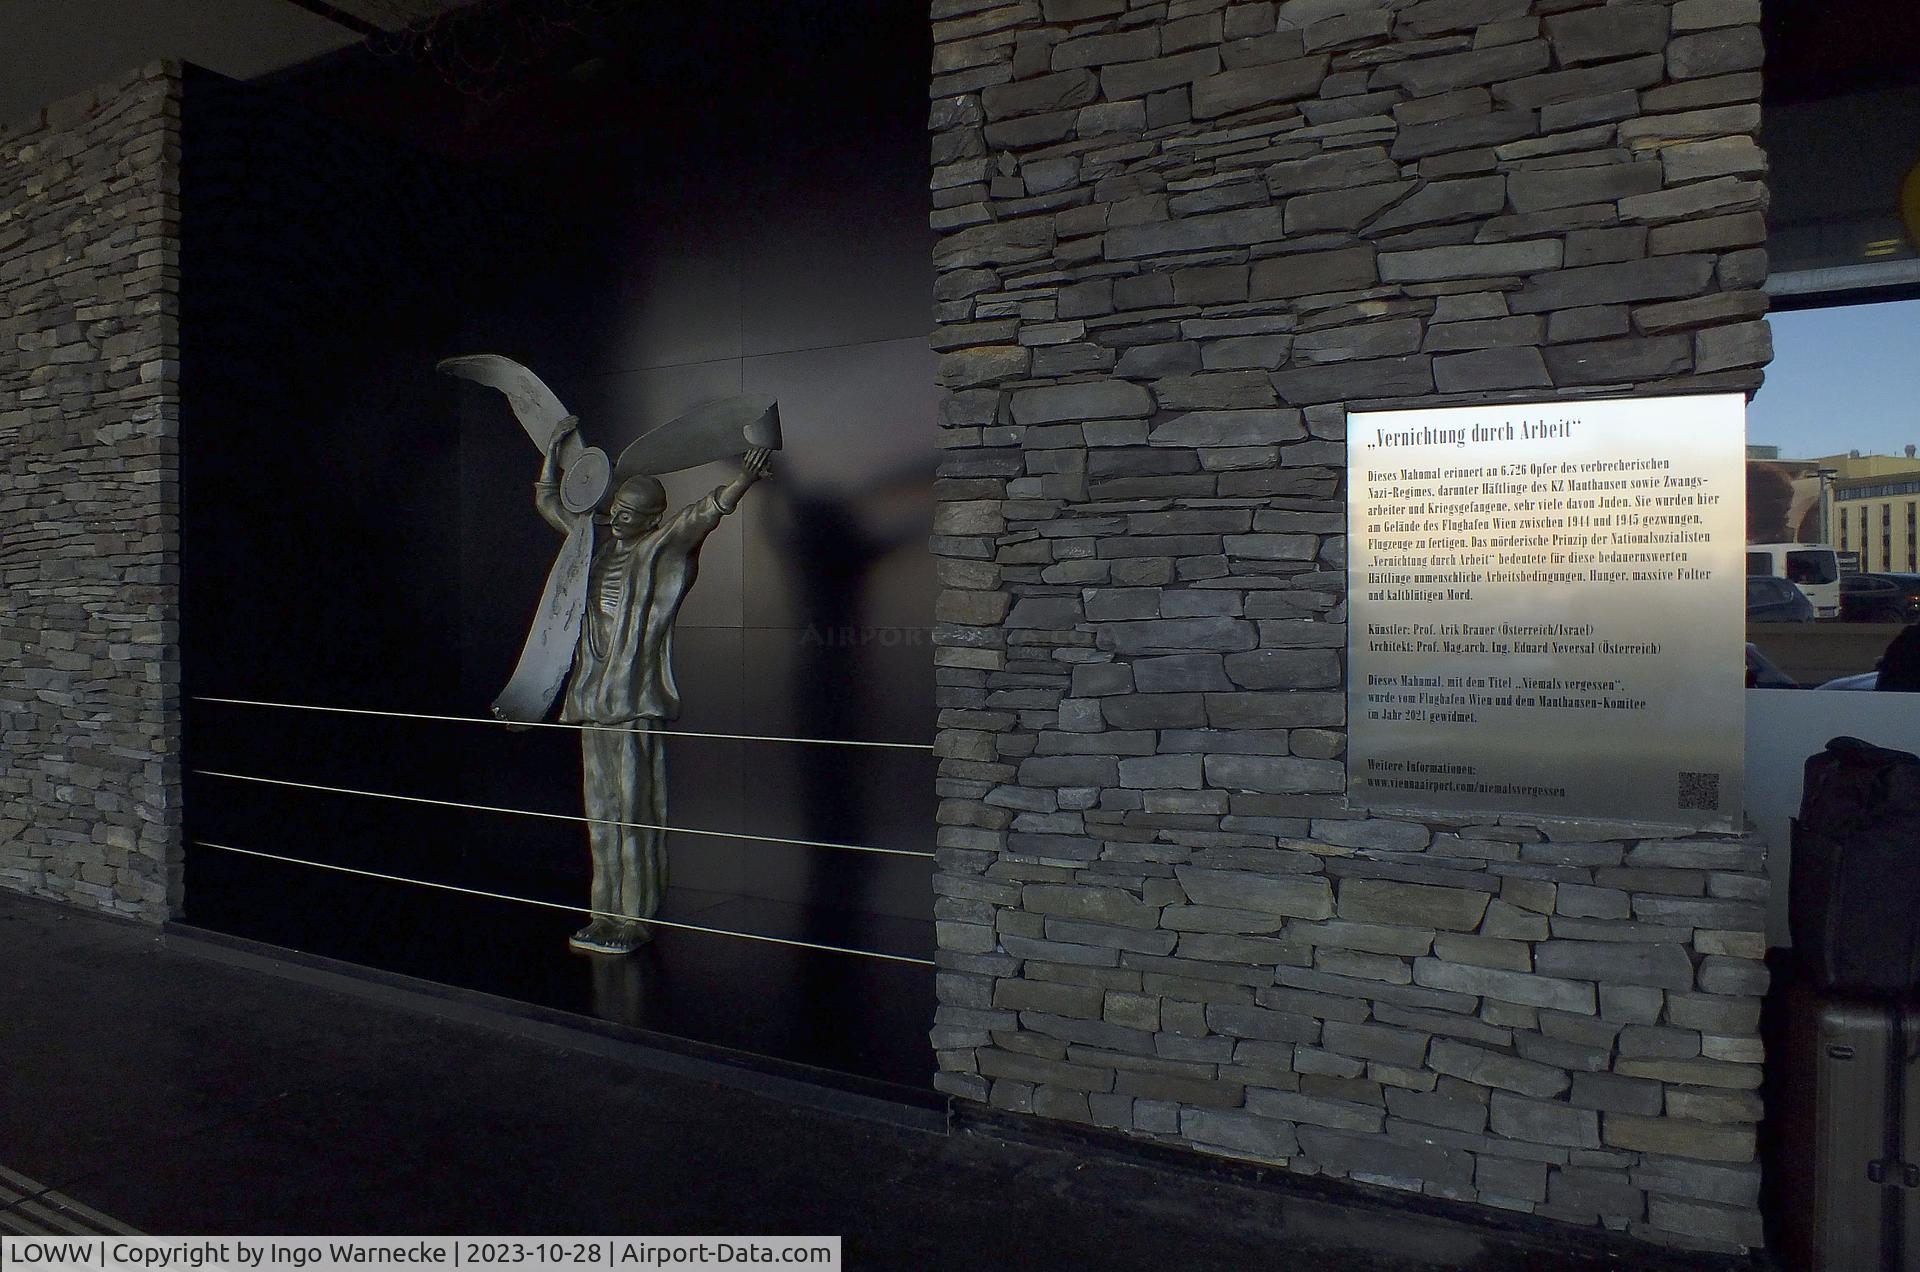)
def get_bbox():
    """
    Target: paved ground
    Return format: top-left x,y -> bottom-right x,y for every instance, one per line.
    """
0,893 -> 1754,1270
